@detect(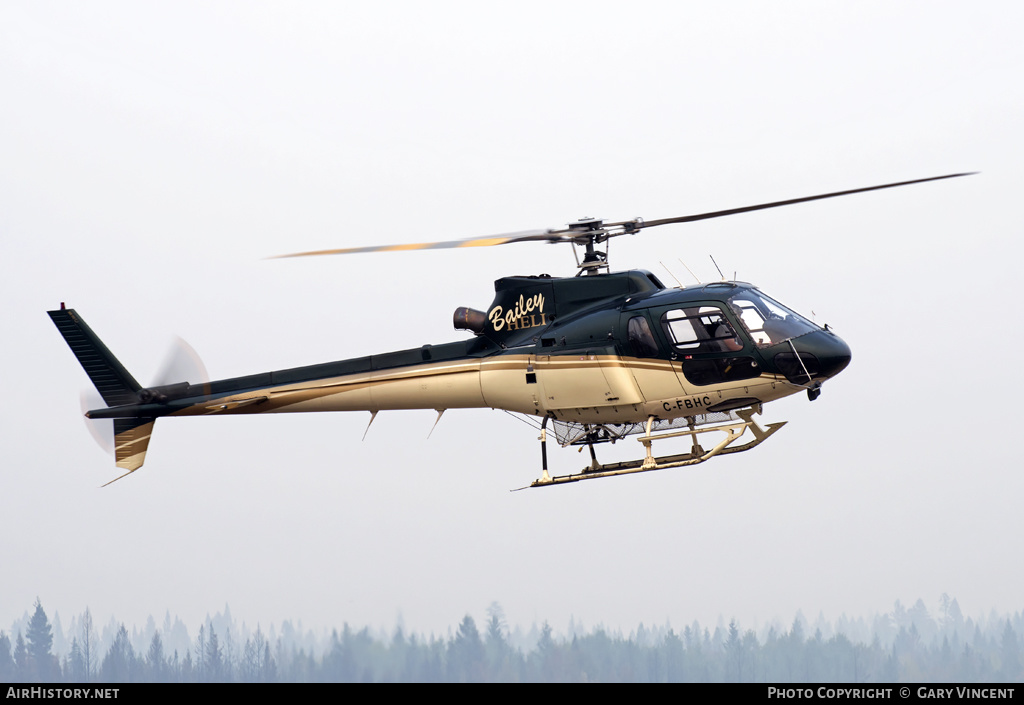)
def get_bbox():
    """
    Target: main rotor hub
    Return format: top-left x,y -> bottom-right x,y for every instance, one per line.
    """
569,217 -> 604,230
567,217 -> 607,246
